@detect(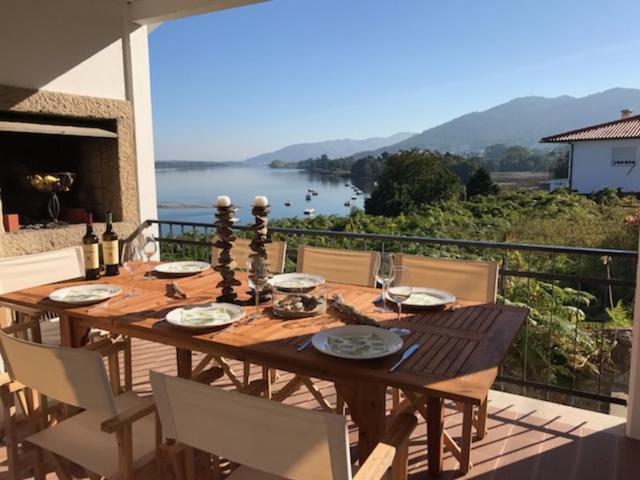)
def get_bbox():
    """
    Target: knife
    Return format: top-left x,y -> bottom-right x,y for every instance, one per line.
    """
389,343 -> 420,372
297,337 -> 312,352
